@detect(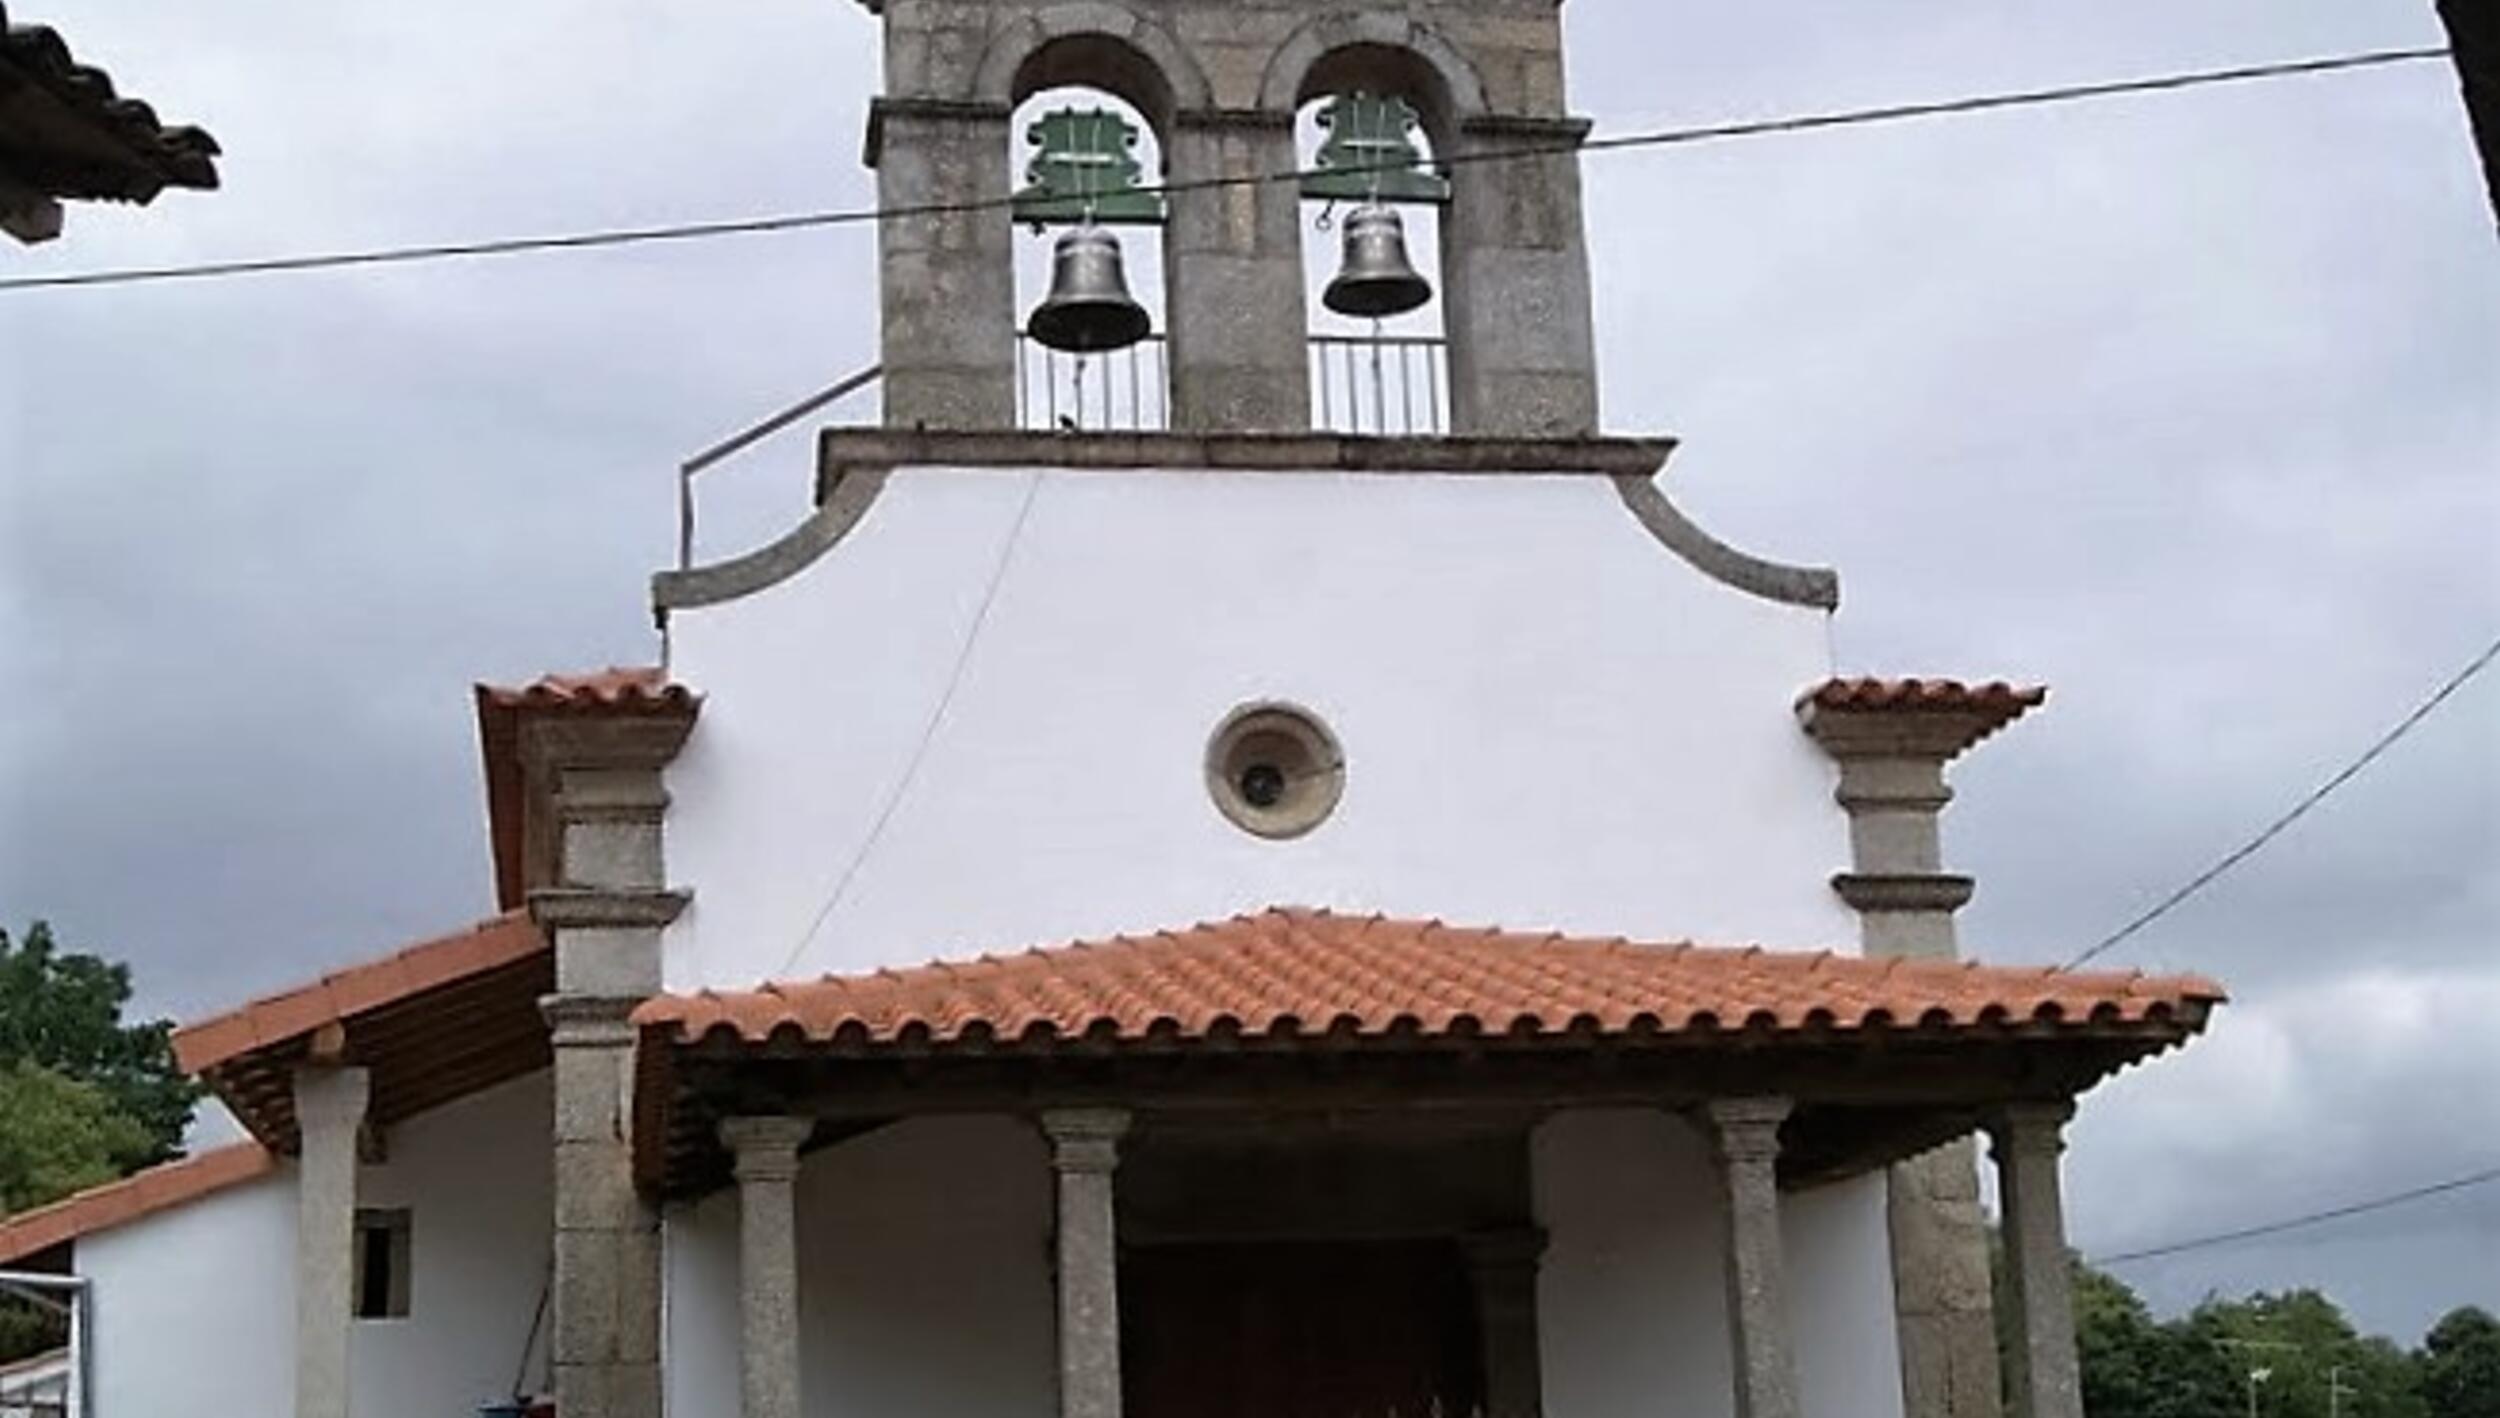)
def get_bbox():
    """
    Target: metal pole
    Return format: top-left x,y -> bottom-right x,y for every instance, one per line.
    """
0,1272 -> 91,1418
